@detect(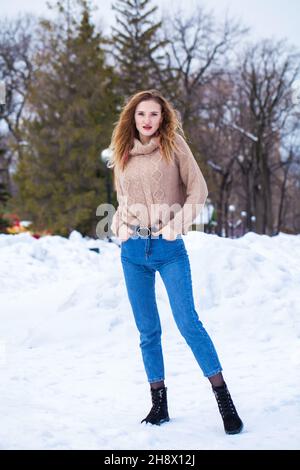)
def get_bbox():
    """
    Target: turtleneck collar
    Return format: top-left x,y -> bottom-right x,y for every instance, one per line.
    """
129,136 -> 160,156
